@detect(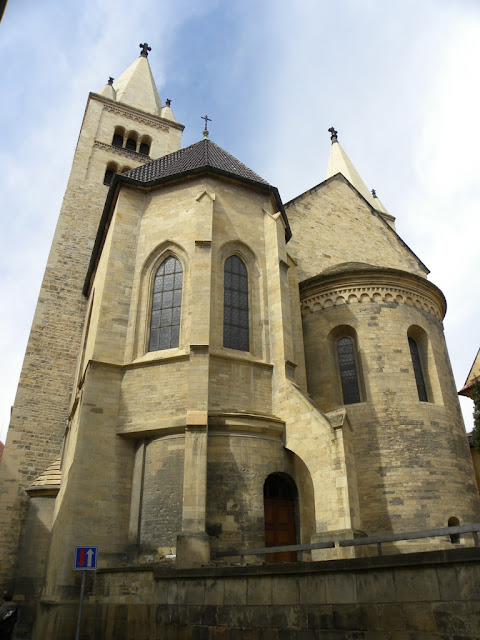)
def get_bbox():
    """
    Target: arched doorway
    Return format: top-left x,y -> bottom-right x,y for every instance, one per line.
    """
263,474 -> 298,562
